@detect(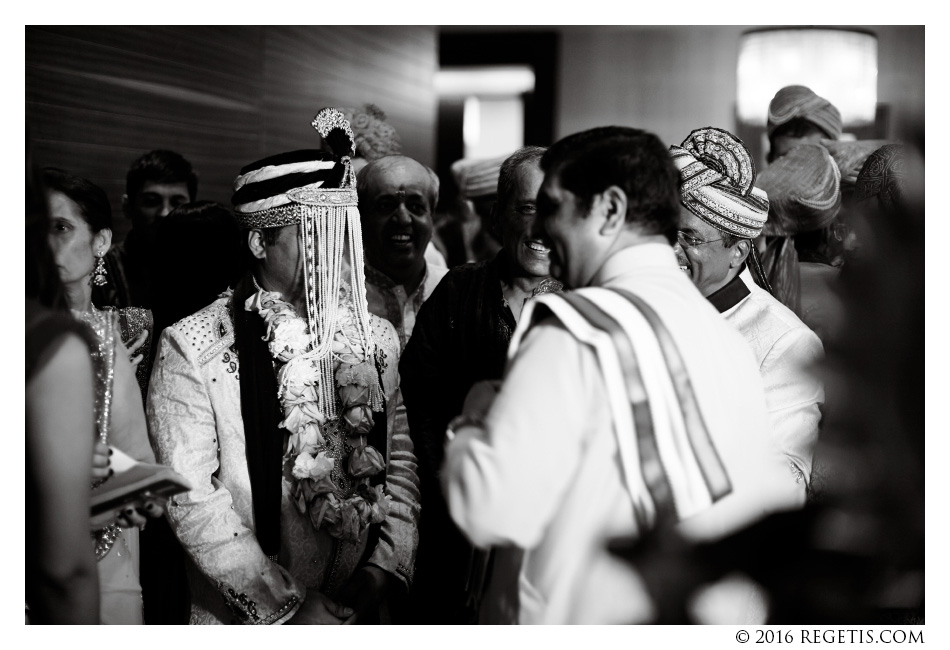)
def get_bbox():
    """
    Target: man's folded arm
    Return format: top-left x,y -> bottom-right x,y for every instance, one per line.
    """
147,328 -> 304,624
